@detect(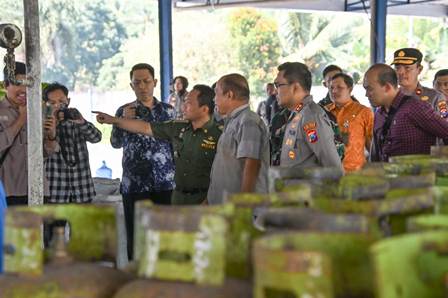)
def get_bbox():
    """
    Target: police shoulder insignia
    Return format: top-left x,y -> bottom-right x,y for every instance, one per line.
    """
438,101 -> 448,118
303,122 -> 317,131
306,129 -> 319,143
